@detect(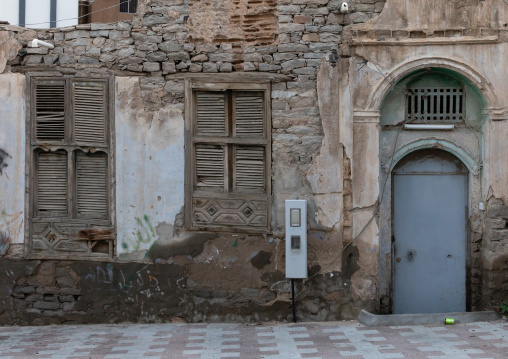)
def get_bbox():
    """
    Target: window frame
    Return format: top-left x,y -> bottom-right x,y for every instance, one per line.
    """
184,79 -> 272,233
119,0 -> 138,14
25,74 -> 116,259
